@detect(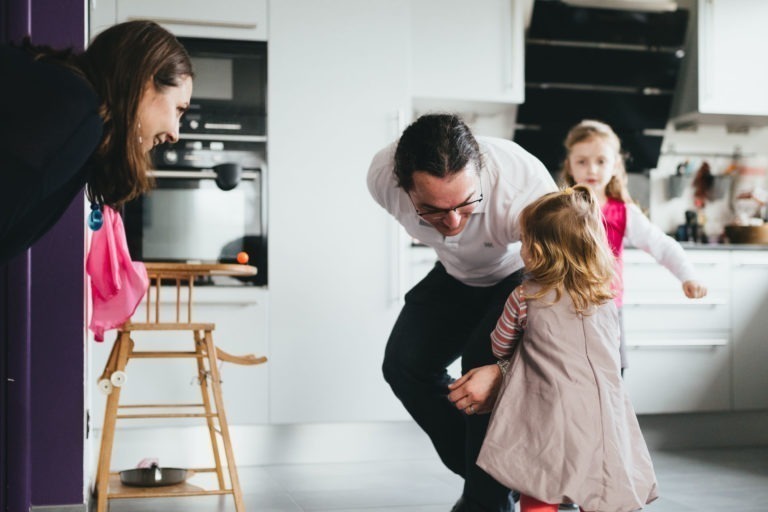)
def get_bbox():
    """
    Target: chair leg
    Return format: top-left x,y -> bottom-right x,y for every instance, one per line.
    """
203,329 -> 245,512
94,331 -> 133,512
194,330 -> 226,489
98,333 -> 120,382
